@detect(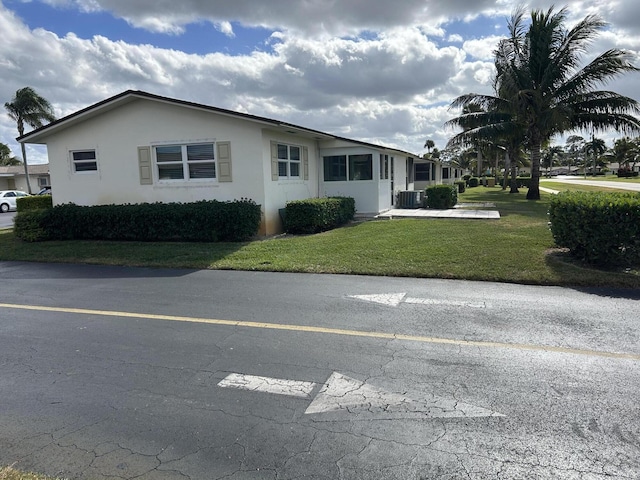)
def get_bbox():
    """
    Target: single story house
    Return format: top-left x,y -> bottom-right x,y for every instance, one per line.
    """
18,90 -> 434,235
0,164 -> 50,192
